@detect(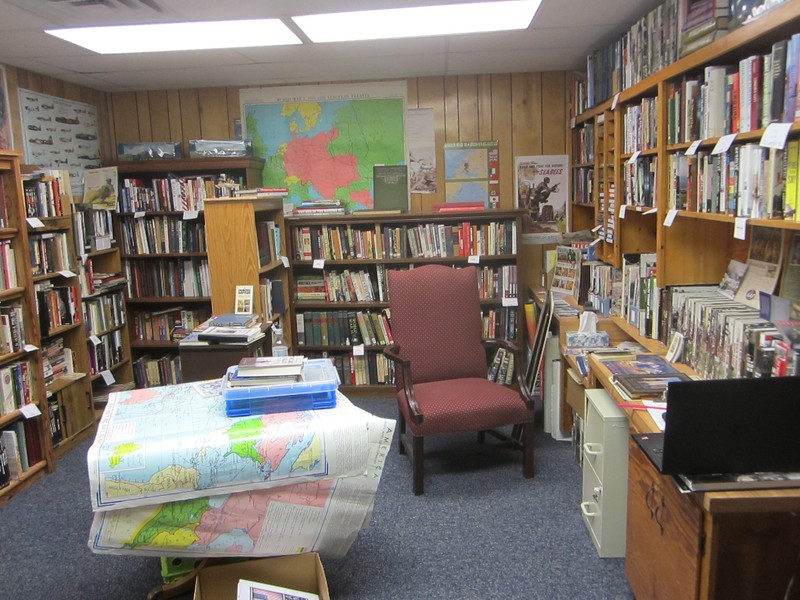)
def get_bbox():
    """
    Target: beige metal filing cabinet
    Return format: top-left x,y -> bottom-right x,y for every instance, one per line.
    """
580,388 -> 629,557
